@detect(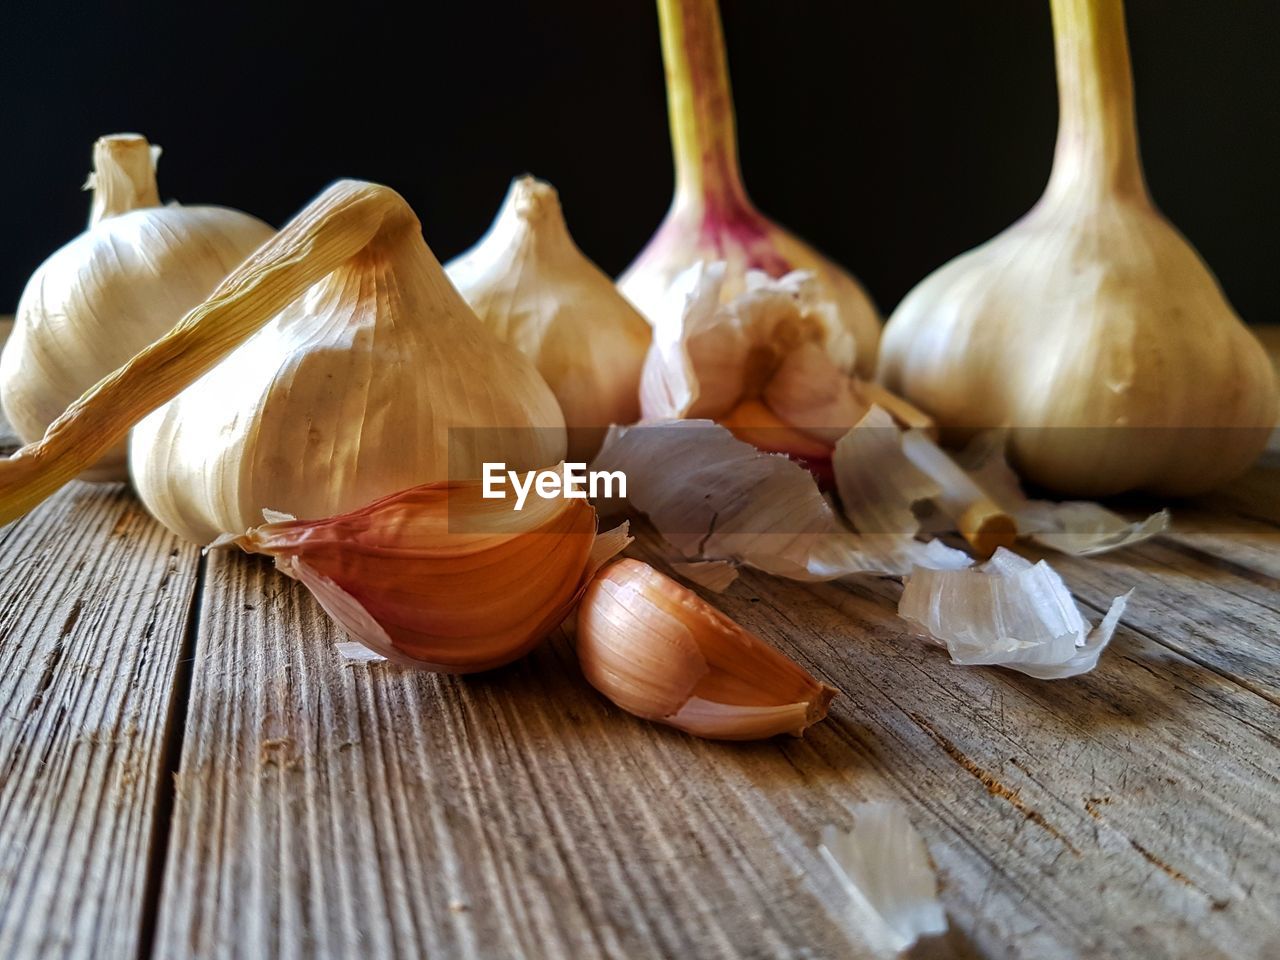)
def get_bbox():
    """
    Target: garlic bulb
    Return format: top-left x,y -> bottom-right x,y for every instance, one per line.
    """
575,559 -> 836,739
0,181 -> 566,535
878,0 -> 1279,496
0,134 -> 273,480
446,176 -> 651,460
619,0 -> 879,374
231,481 -> 629,672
